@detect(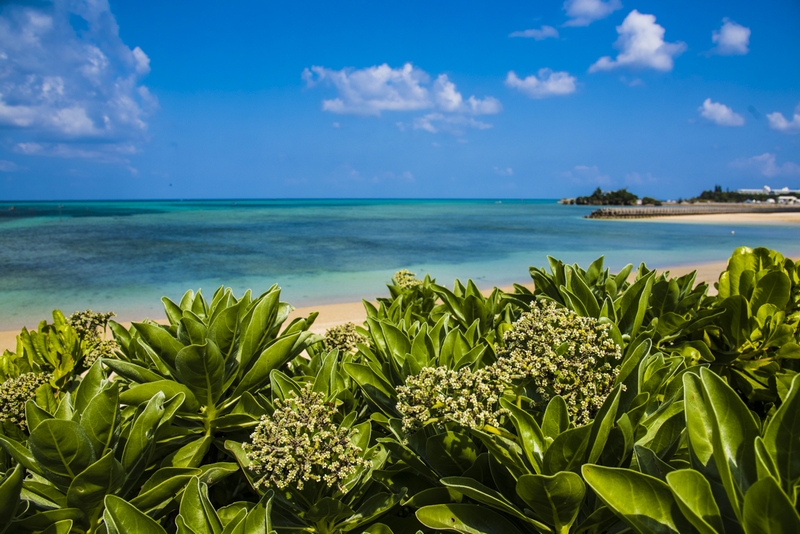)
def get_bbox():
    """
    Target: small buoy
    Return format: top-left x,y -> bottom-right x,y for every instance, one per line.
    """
731,230 -> 735,235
